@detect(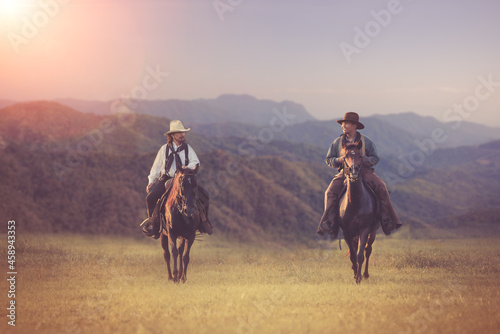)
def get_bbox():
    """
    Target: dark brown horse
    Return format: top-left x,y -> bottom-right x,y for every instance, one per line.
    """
161,167 -> 200,283
339,142 -> 379,284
